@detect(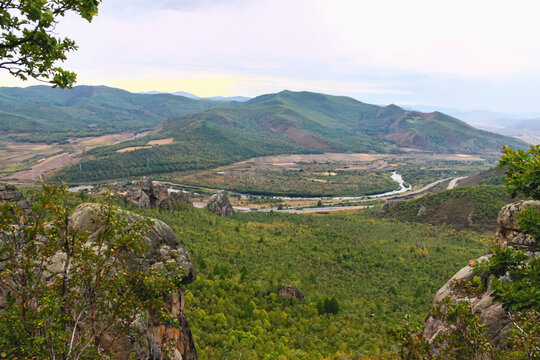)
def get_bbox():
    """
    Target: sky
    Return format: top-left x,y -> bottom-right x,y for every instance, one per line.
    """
2,0 -> 540,113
